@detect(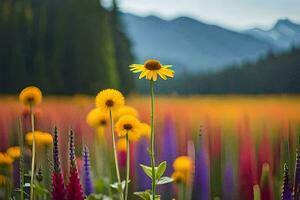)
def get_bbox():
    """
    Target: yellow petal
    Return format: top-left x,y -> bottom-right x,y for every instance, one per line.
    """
130,64 -> 144,68
152,72 -> 158,81
139,69 -> 149,79
157,71 -> 167,80
147,71 -> 153,80
161,68 -> 174,77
